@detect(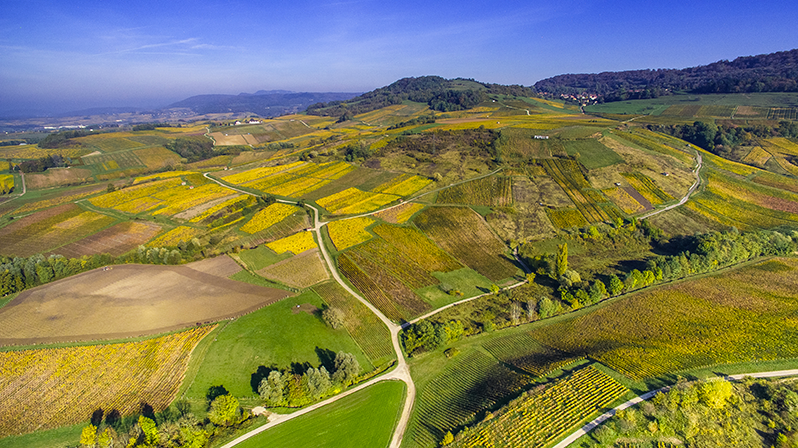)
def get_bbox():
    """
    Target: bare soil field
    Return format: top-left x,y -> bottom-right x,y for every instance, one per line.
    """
184,254 -> 243,278
0,262 -> 291,346
25,167 -> 94,189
